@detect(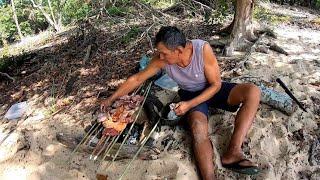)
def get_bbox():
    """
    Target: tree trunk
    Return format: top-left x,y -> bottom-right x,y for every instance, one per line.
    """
47,0 -> 57,25
10,0 -> 23,40
225,0 -> 256,56
30,0 -> 61,32
57,0 -> 66,29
